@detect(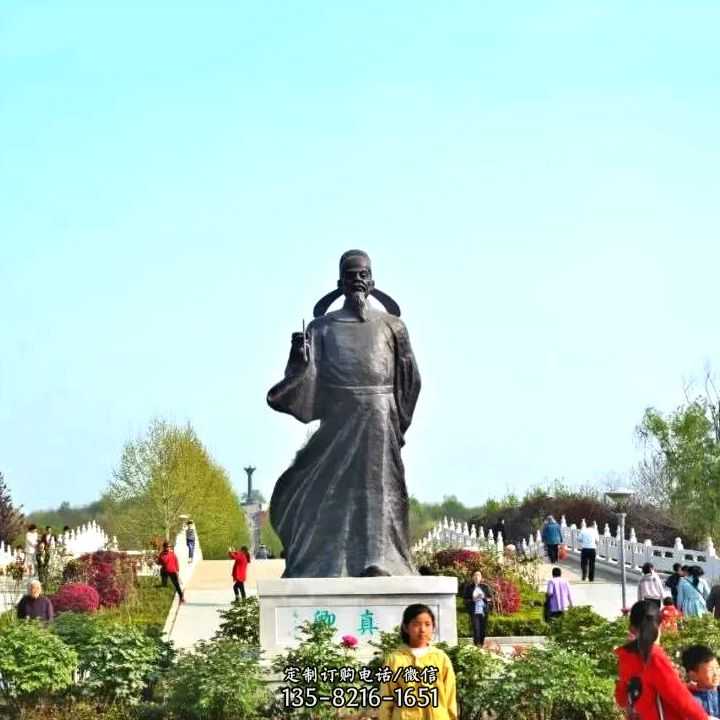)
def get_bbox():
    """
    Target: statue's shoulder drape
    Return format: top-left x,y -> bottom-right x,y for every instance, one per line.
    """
387,315 -> 421,436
